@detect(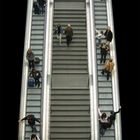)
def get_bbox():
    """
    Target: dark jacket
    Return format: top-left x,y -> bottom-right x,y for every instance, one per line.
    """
35,71 -> 41,79
104,30 -> 113,42
26,51 -> 35,61
21,115 -> 40,125
100,44 -> 109,54
54,25 -> 63,35
30,70 -> 41,79
65,27 -> 73,37
109,108 -> 121,122
107,108 -> 121,127
37,0 -> 45,7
